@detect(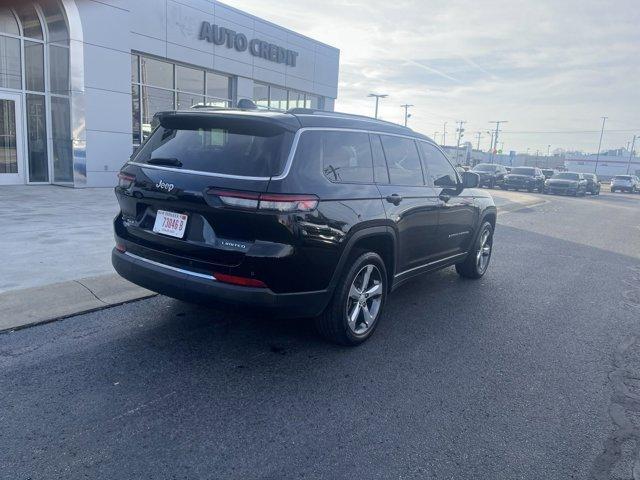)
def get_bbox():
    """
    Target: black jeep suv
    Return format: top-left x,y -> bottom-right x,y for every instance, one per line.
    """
502,166 -> 545,192
470,163 -> 508,189
112,108 -> 496,345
